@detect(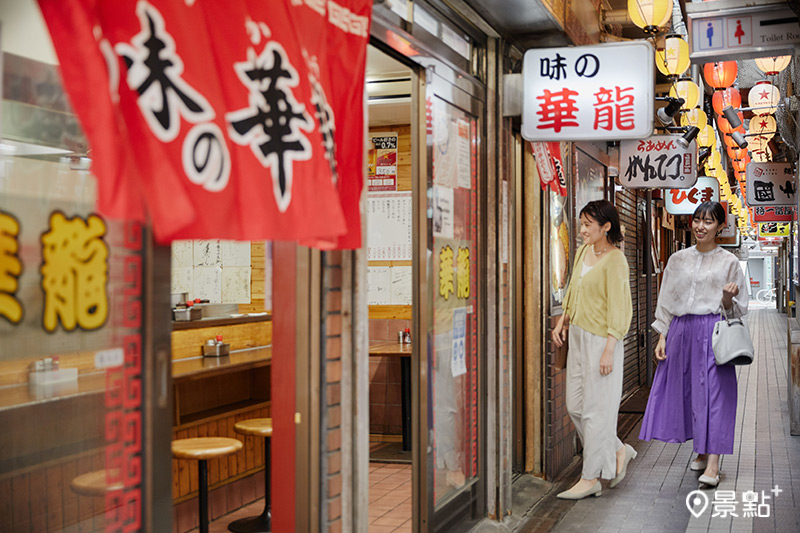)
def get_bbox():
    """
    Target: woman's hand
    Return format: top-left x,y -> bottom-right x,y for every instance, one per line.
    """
722,282 -> 739,310
599,350 -> 613,376
552,314 -> 568,348
655,334 -> 667,361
